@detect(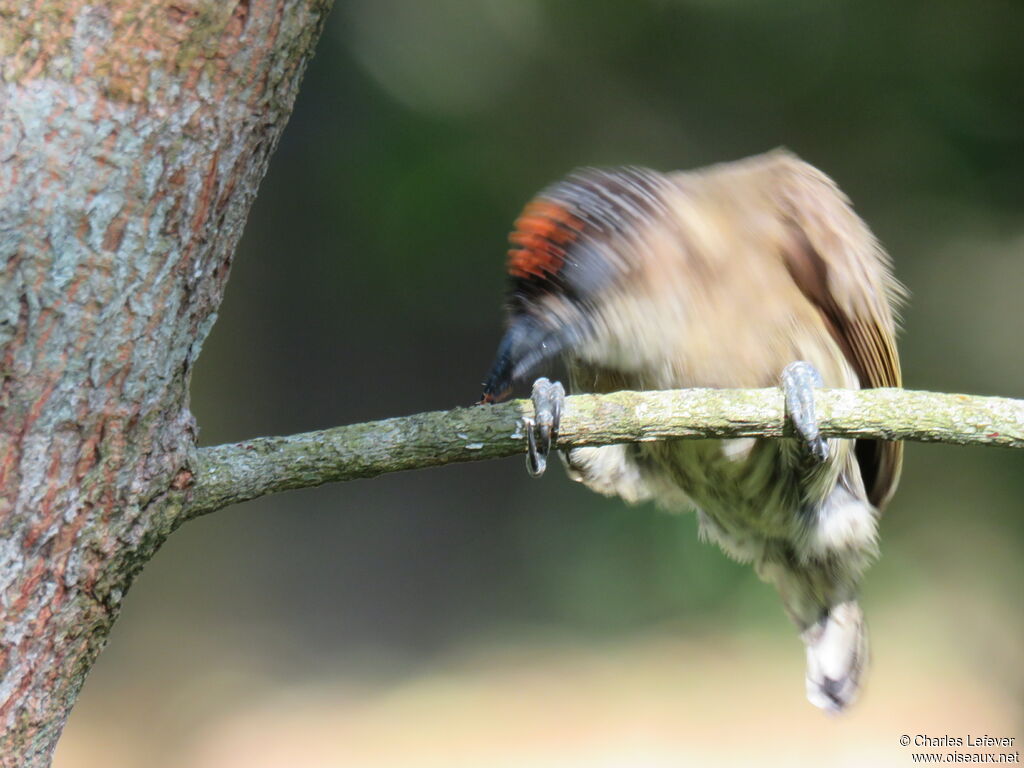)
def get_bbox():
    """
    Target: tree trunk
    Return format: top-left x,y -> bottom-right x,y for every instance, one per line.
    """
0,1 -> 332,763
